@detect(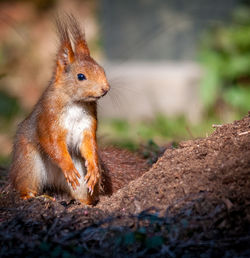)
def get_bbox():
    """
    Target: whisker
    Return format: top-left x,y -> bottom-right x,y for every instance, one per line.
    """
112,83 -> 140,95
107,88 -> 124,111
108,77 -> 124,86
